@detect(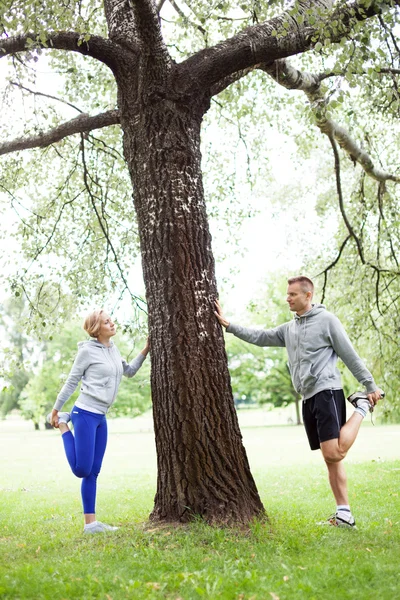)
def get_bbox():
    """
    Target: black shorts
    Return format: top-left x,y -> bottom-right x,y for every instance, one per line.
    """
302,389 -> 347,451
